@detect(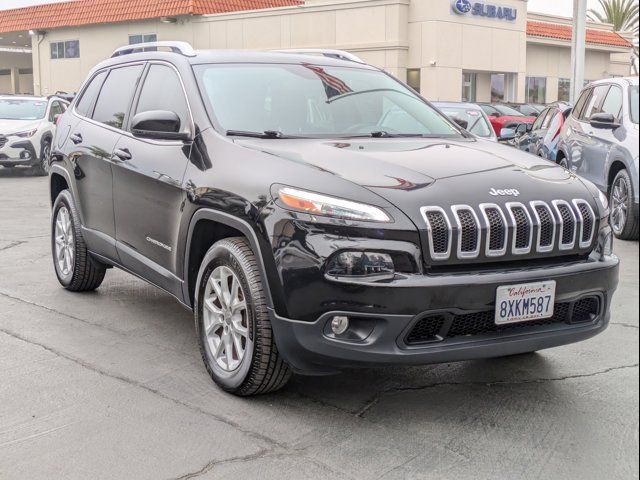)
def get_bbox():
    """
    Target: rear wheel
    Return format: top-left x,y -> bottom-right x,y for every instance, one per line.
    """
52,190 -> 107,290
610,169 -> 639,240
557,153 -> 569,169
195,237 -> 291,396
